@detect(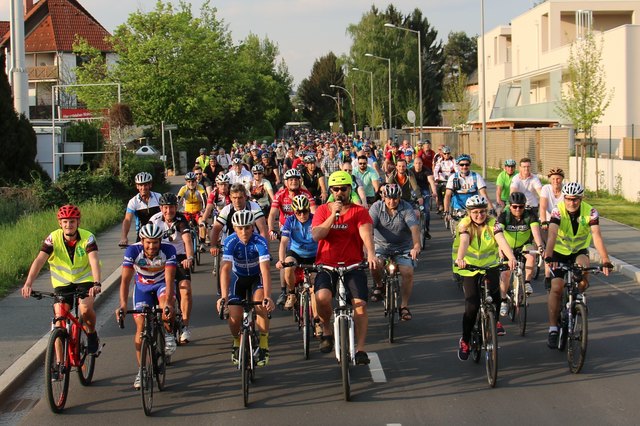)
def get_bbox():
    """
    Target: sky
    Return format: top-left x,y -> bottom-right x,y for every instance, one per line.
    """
1,0 -> 535,87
